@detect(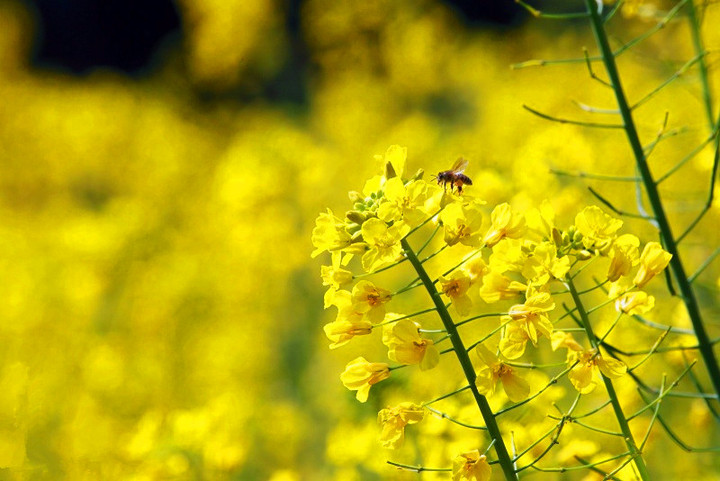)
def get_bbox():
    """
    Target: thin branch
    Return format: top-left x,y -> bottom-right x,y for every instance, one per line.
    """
523,104 -> 624,129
